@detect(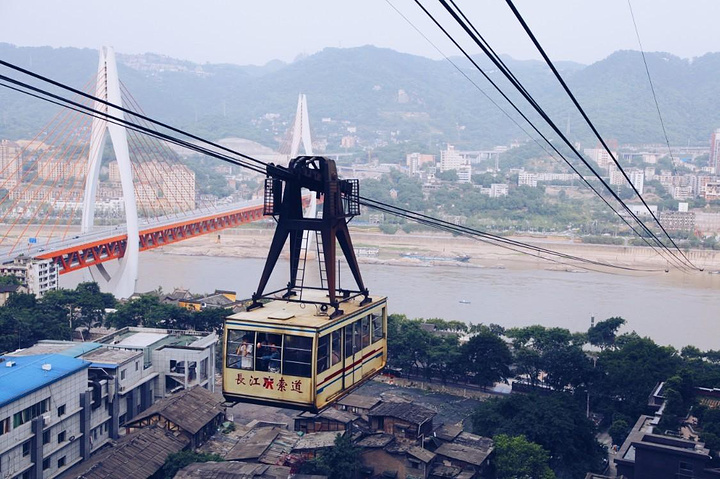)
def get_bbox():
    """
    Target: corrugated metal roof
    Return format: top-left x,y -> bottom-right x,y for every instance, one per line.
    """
127,386 -> 224,435
226,427 -> 282,461
0,354 -> 90,407
292,431 -> 339,451
434,442 -> 493,467
62,425 -> 189,479
368,401 -> 436,425
175,461 -> 292,479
